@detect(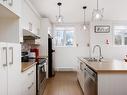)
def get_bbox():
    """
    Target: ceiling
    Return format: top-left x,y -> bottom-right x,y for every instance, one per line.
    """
30,0 -> 127,23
